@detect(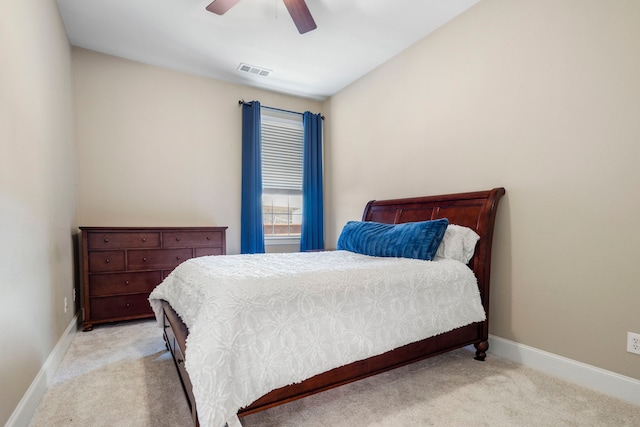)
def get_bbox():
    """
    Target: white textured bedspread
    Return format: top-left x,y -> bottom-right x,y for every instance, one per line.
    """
148,250 -> 485,427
